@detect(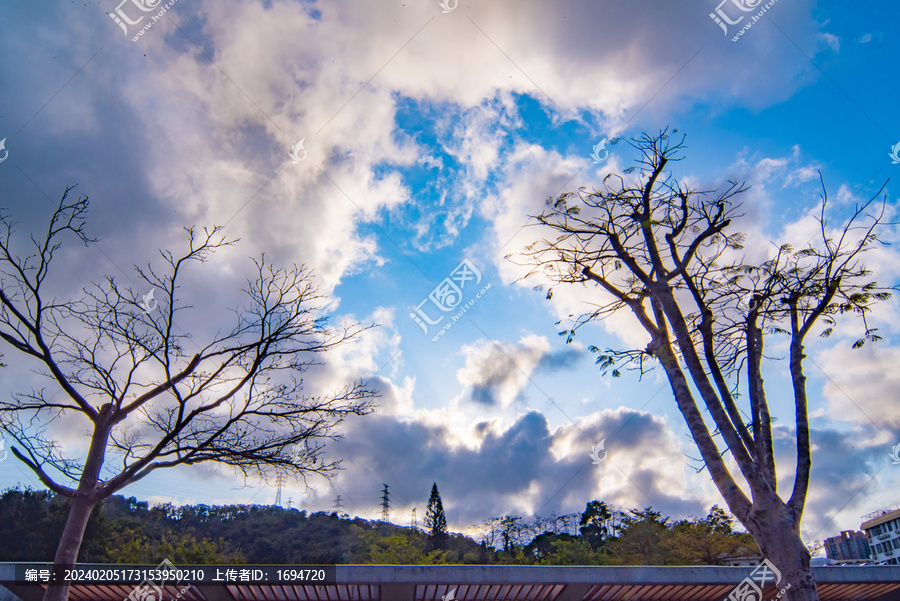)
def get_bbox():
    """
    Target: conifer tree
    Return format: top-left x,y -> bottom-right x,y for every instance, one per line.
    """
424,482 -> 447,538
